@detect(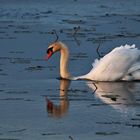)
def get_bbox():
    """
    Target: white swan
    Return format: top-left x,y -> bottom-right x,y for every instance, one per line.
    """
46,41 -> 140,81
